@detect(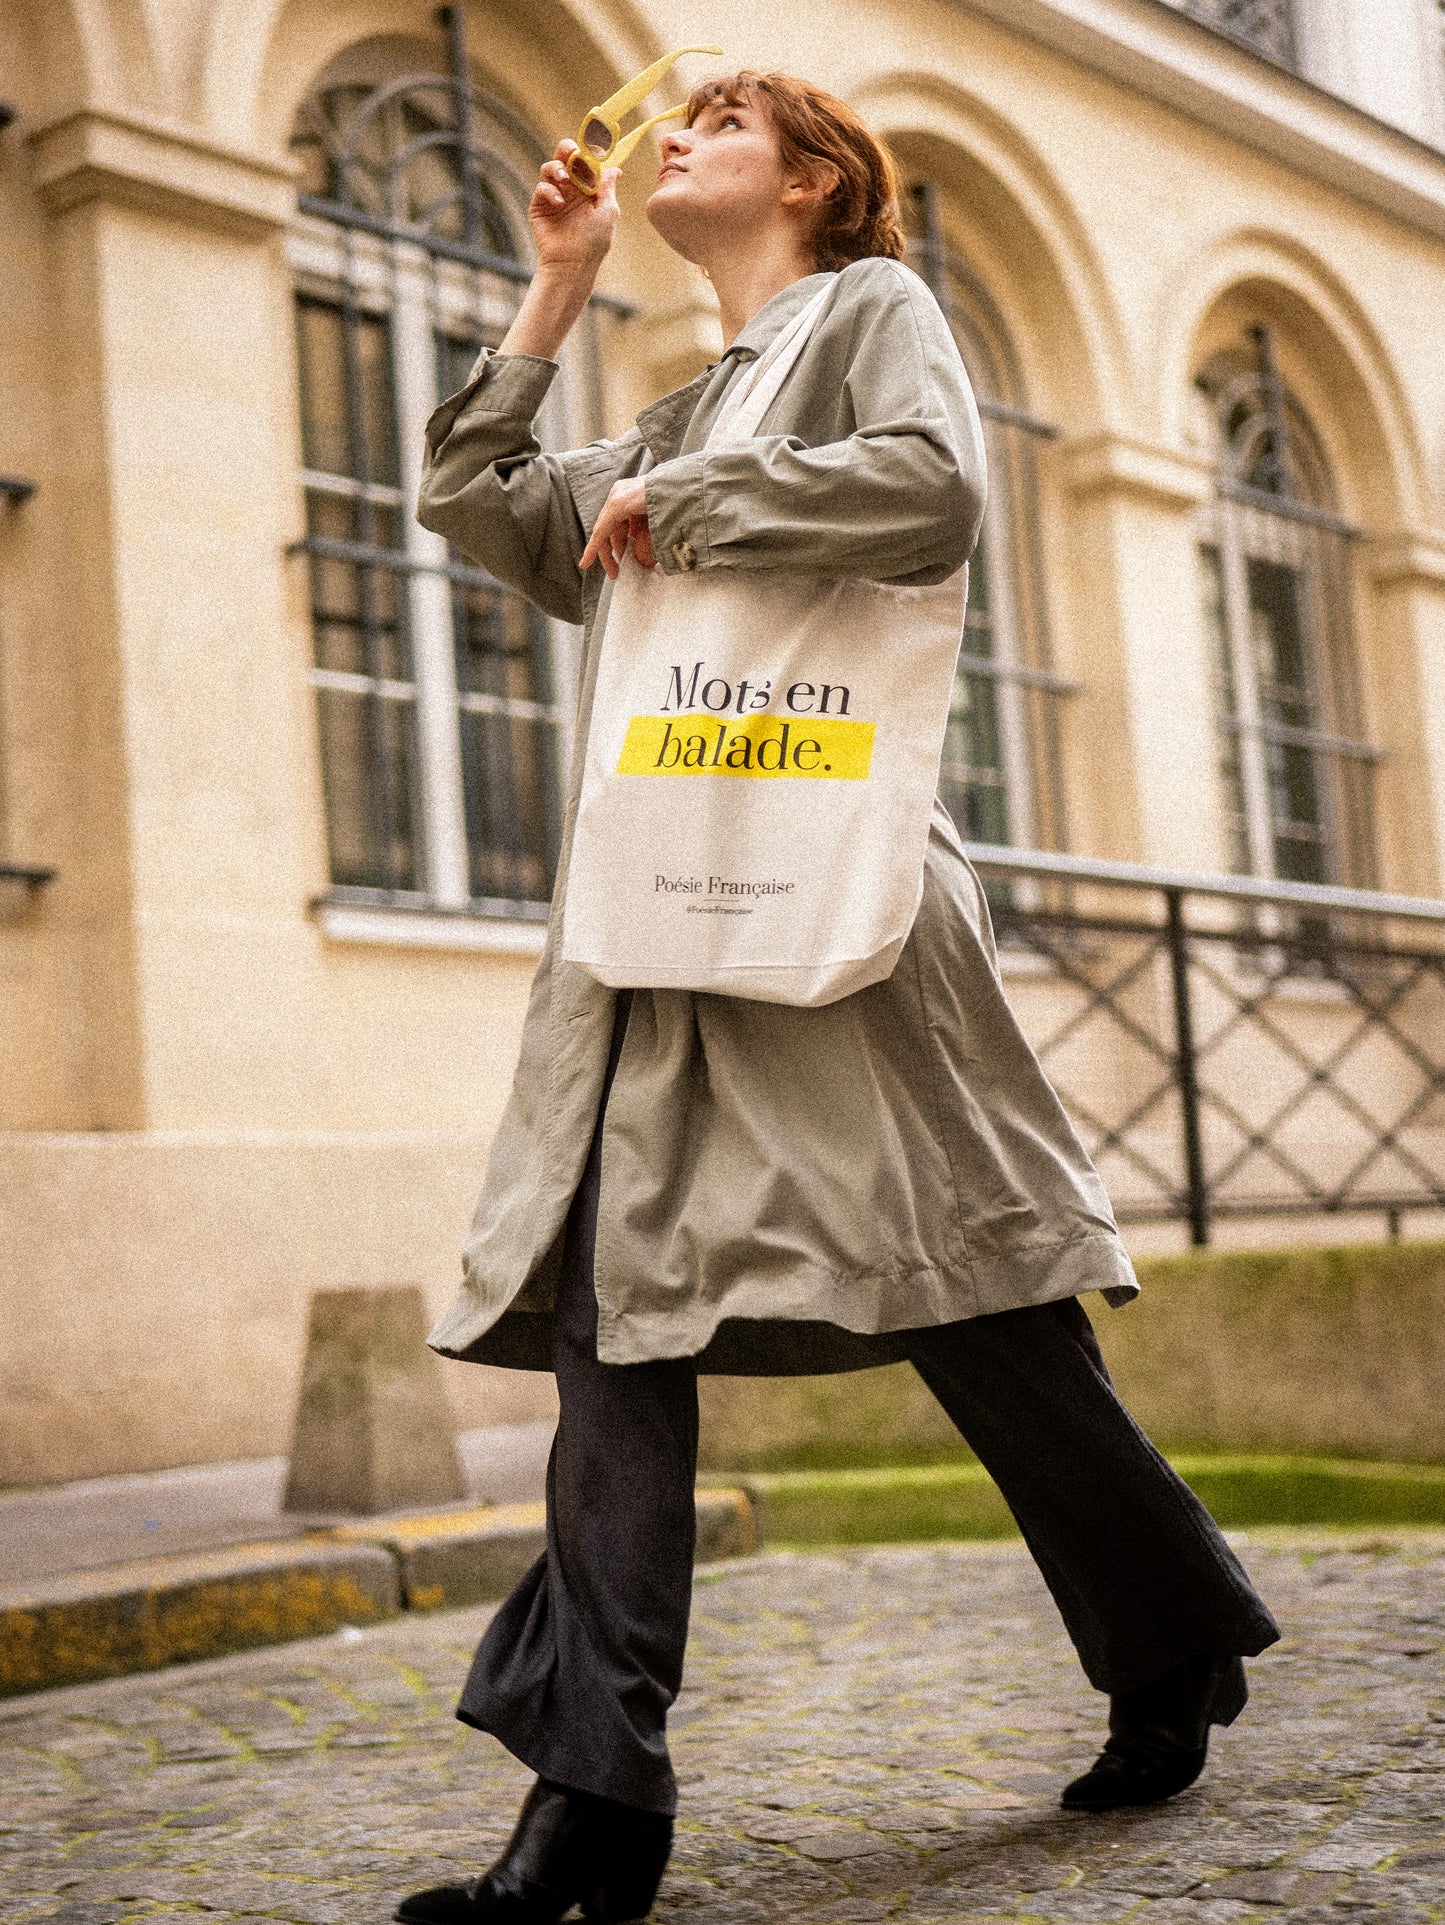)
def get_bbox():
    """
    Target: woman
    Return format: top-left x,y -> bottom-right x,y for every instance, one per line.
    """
398,72 -> 1279,1925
